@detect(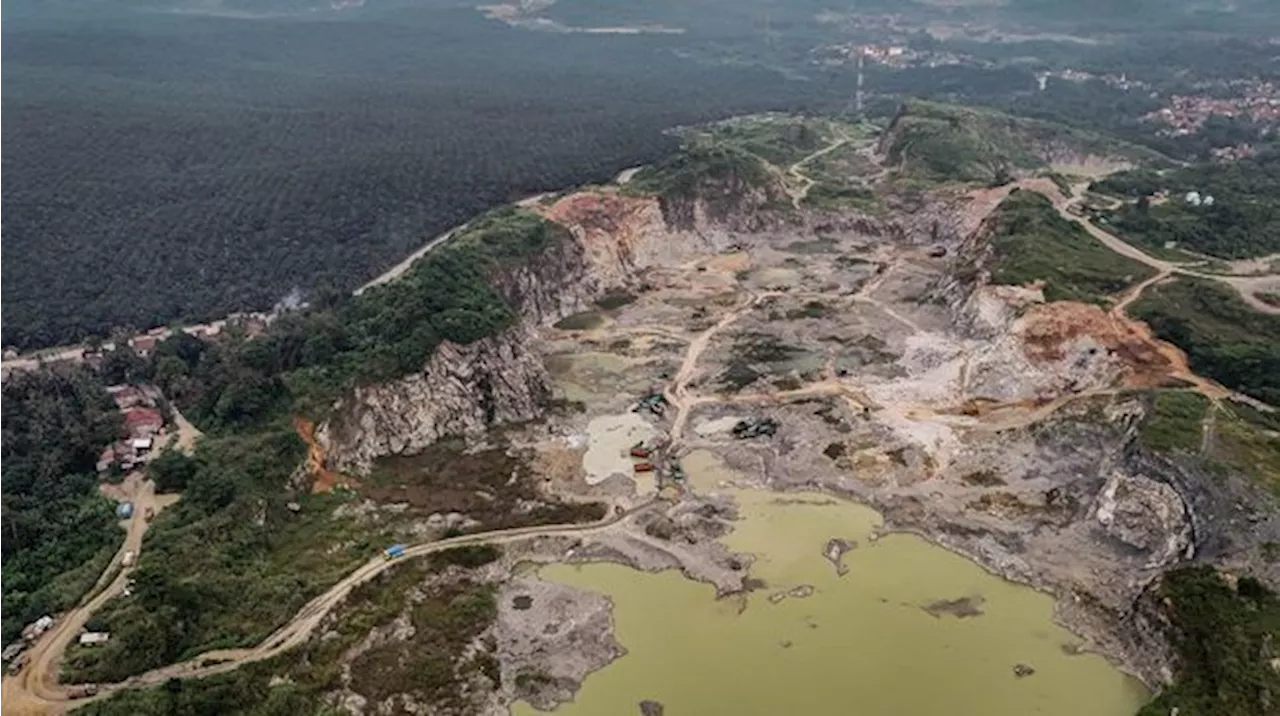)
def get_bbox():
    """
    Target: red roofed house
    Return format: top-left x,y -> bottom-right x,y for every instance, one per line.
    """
124,408 -> 163,438
130,335 -> 158,358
